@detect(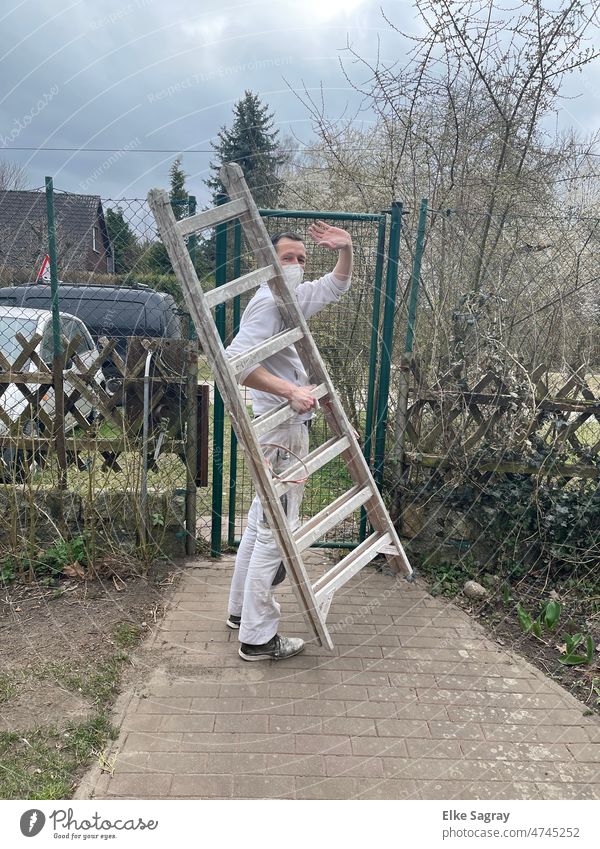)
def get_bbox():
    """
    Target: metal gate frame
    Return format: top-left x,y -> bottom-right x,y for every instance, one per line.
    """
209,204 -> 402,556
